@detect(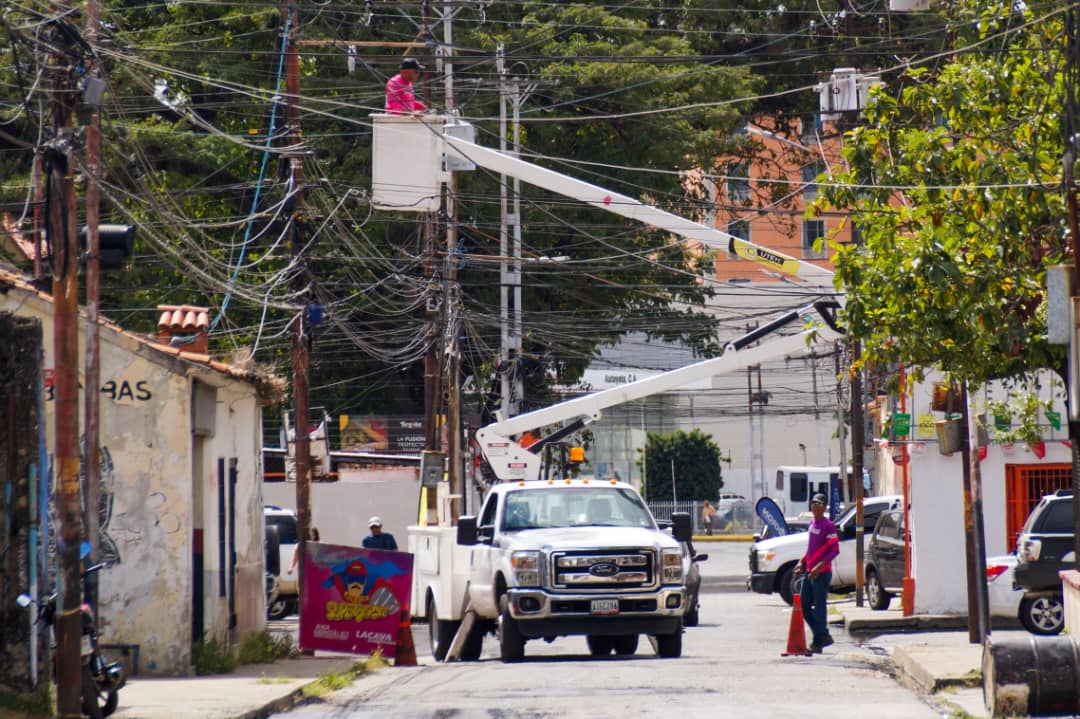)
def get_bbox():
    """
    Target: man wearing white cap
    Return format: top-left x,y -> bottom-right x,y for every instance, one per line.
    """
362,516 -> 398,550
